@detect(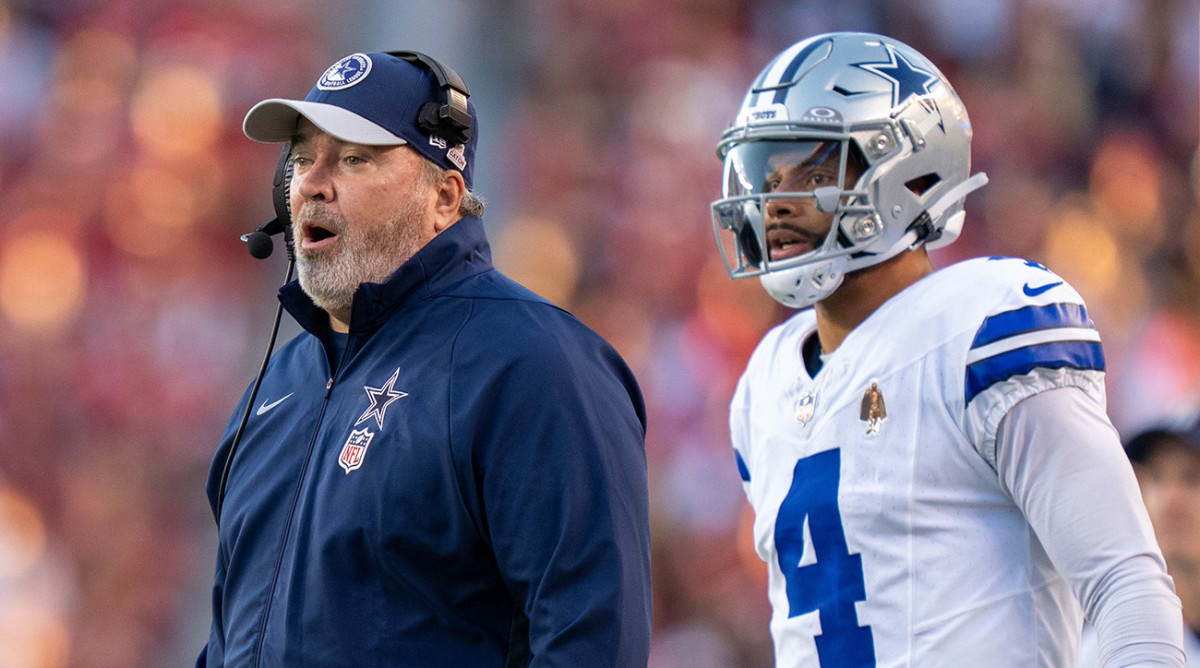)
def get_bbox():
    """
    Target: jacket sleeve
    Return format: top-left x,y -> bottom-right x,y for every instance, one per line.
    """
452,327 -> 652,667
995,386 -> 1184,666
